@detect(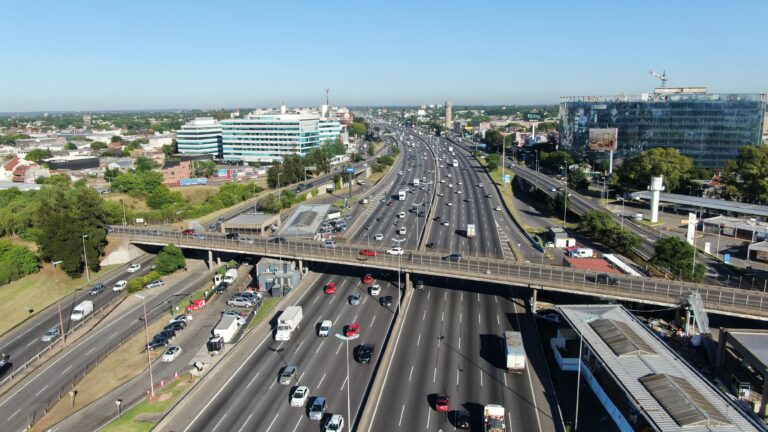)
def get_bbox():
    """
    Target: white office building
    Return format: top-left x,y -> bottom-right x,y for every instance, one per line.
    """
176,117 -> 222,156
221,111 -> 342,163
